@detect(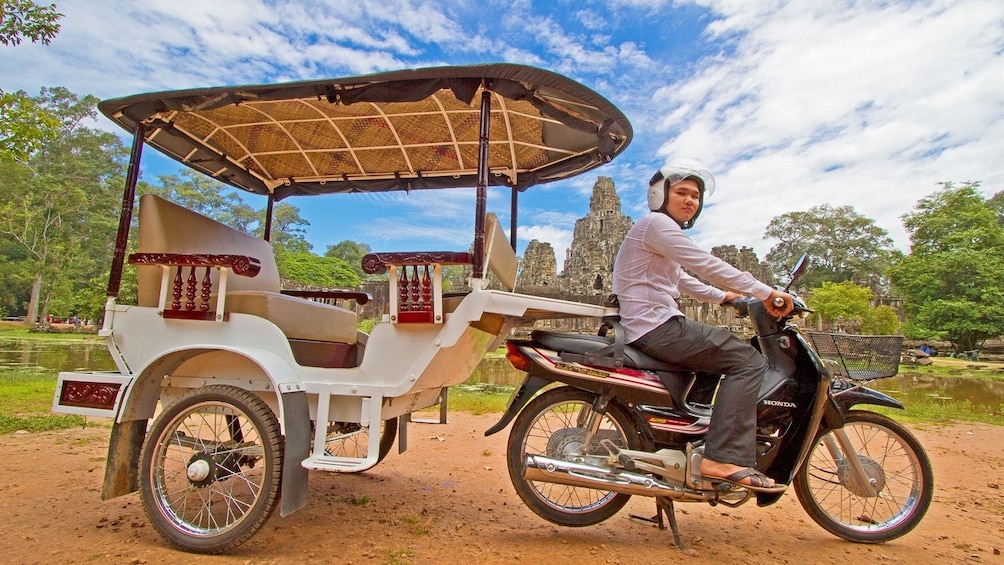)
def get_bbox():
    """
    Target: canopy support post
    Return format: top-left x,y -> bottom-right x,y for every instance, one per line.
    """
510,187 -> 518,250
106,122 -> 145,299
473,90 -> 490,277
263,192 -> 275,242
